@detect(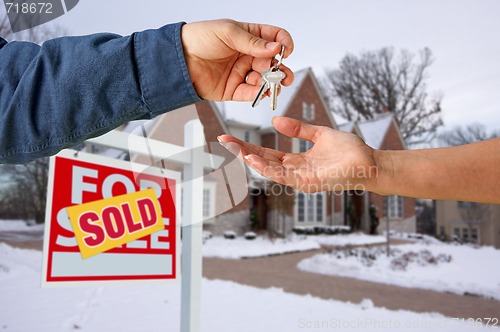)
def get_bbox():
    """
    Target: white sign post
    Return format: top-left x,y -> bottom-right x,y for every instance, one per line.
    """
180,120 -> 204,332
